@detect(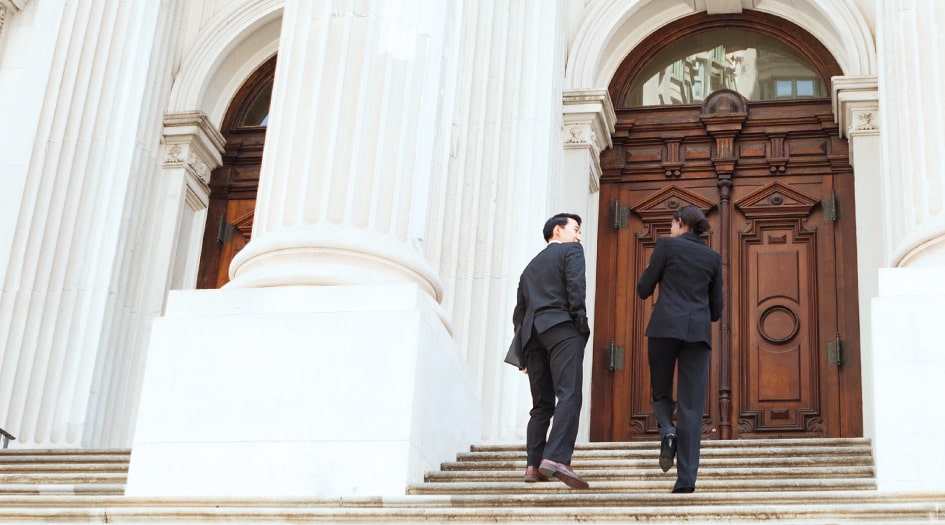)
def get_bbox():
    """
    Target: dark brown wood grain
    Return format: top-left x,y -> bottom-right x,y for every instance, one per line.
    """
593,95 -> 862,441
196,56 -> 275,289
